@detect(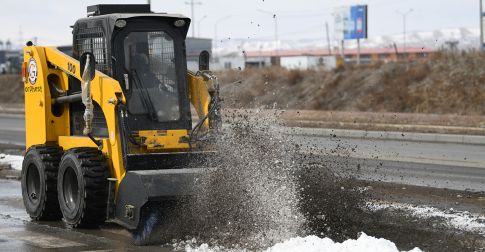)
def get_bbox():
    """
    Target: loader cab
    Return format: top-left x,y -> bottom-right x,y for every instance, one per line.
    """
70,4 -> 192,136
